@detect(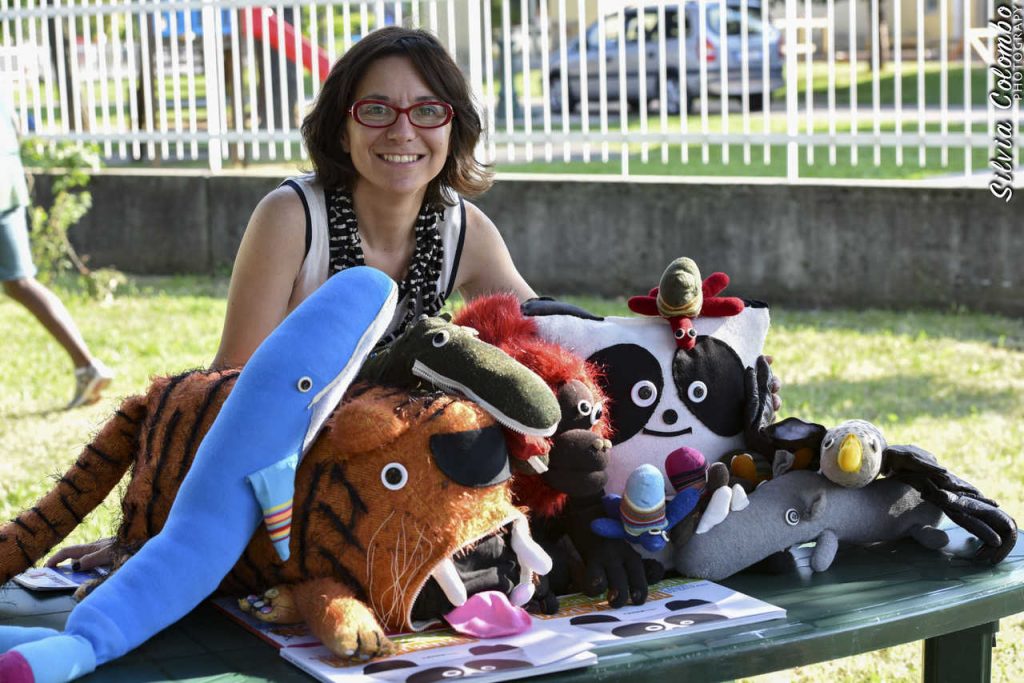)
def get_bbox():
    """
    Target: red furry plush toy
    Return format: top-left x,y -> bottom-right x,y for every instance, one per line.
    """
453,295 -> 613,518
455,295 -> 665,609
